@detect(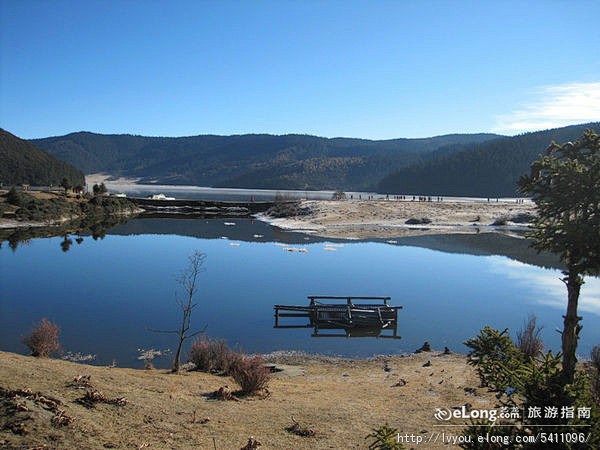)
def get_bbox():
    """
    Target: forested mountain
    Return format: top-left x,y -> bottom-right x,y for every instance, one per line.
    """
32,132 -> 500,190
0,129 -> 84,187
378,123 -> 600,197
22,123 -> 600,195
